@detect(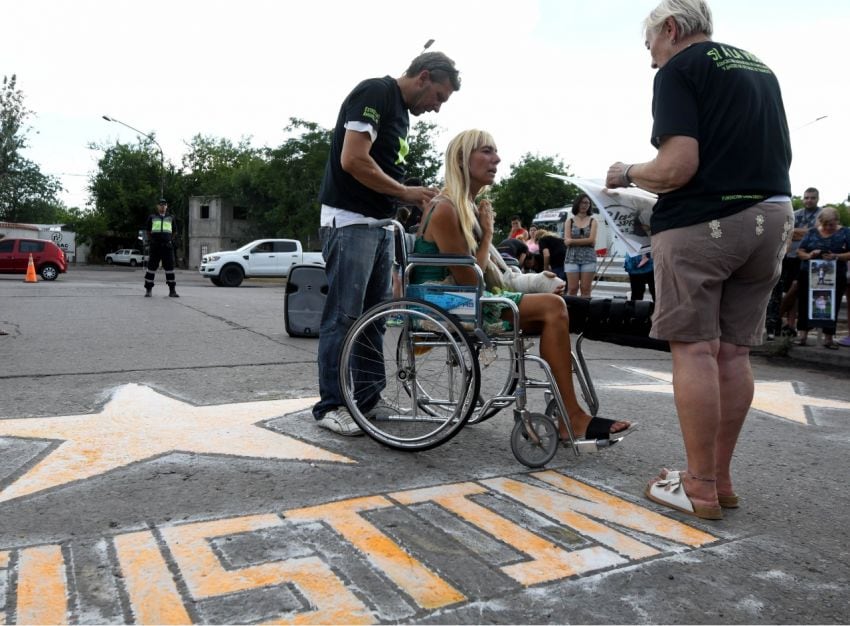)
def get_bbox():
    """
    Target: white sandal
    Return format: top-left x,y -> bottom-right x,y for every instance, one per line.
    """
644,470 -> 722,520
